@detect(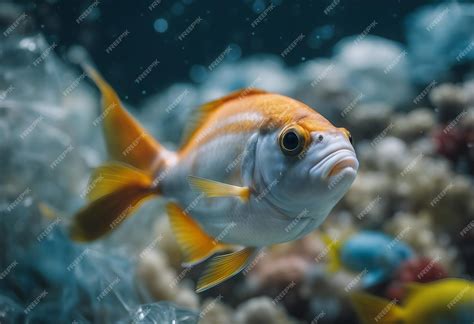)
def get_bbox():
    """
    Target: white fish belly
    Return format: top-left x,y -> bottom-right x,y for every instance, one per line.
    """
161,133 -> 253,240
